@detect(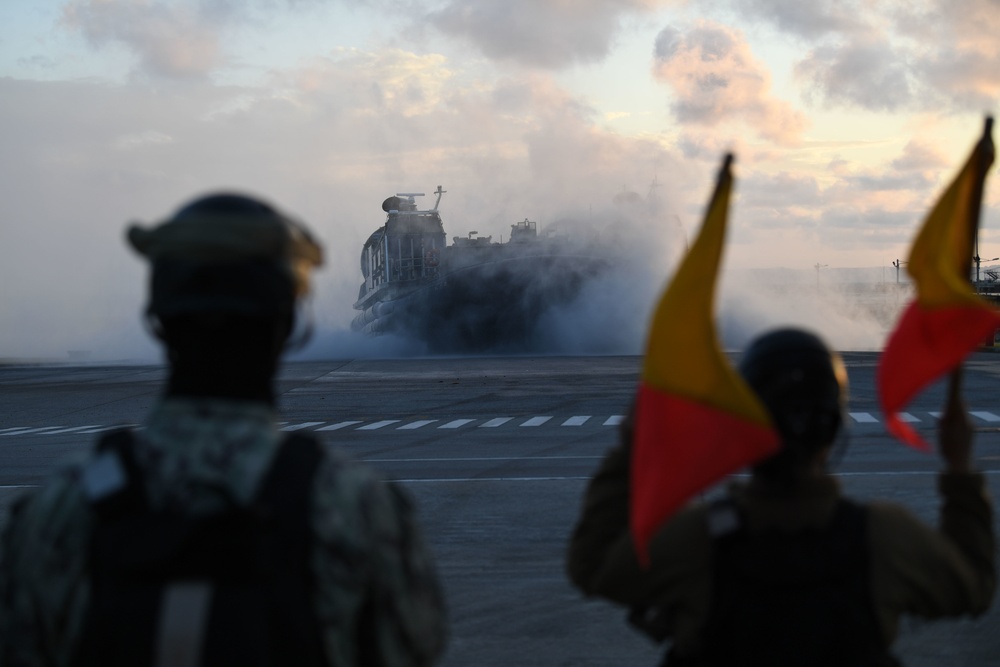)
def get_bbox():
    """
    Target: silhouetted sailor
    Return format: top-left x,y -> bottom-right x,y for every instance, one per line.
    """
0,193 -> 447,666
567,328 -> 994,666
